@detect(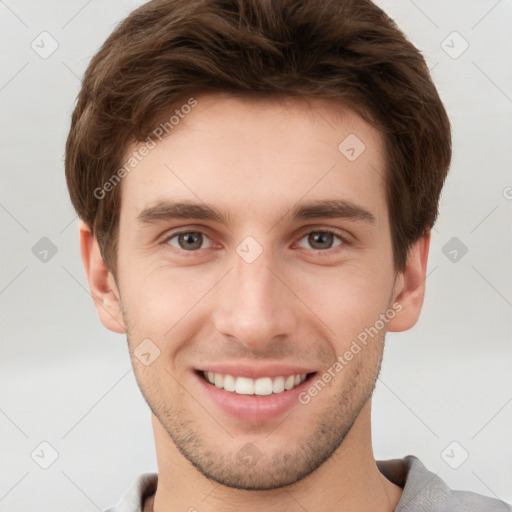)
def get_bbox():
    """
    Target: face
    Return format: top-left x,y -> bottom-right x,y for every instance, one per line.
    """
96,95 -> 415,490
